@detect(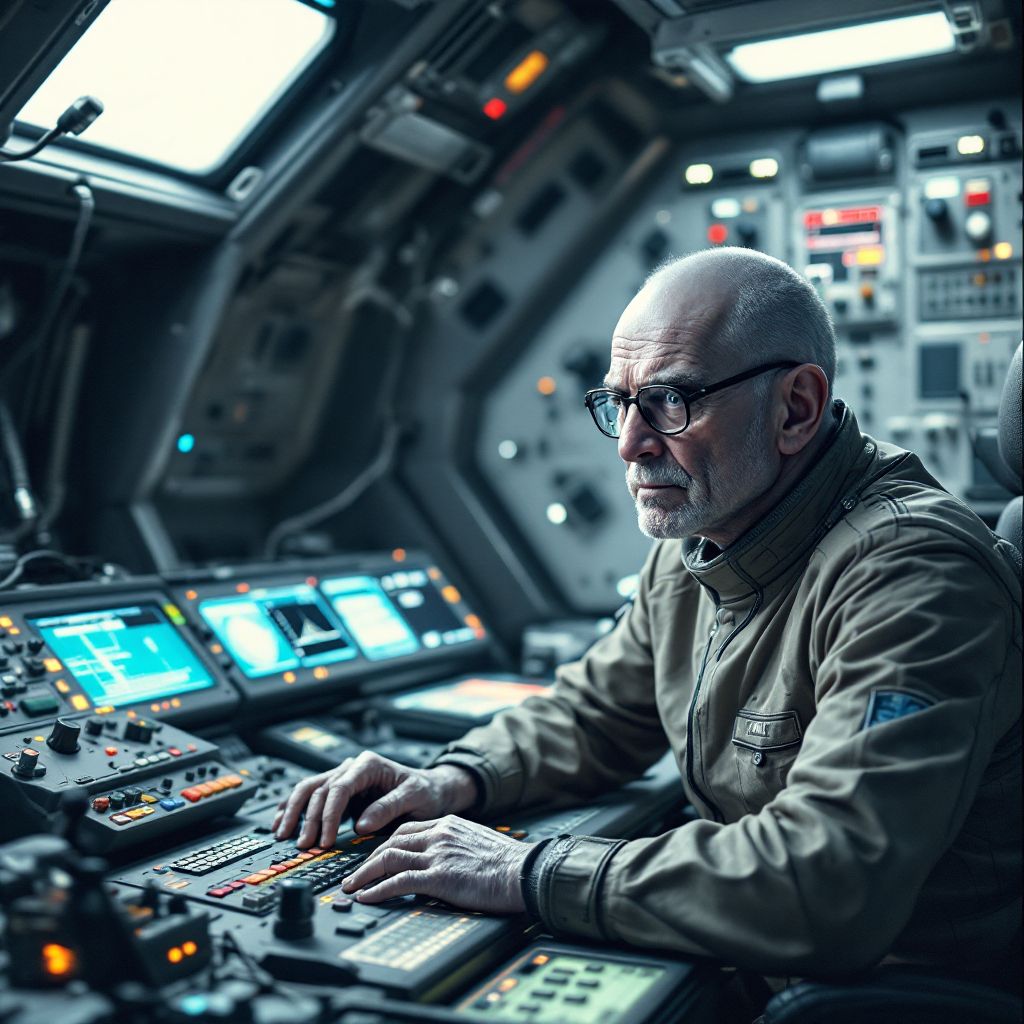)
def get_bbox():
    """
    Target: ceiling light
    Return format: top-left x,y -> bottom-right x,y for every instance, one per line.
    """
956,134 -> 985,155
725,11 -> 956,84
685,163 -> 714,185
749,157 -> 779,178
